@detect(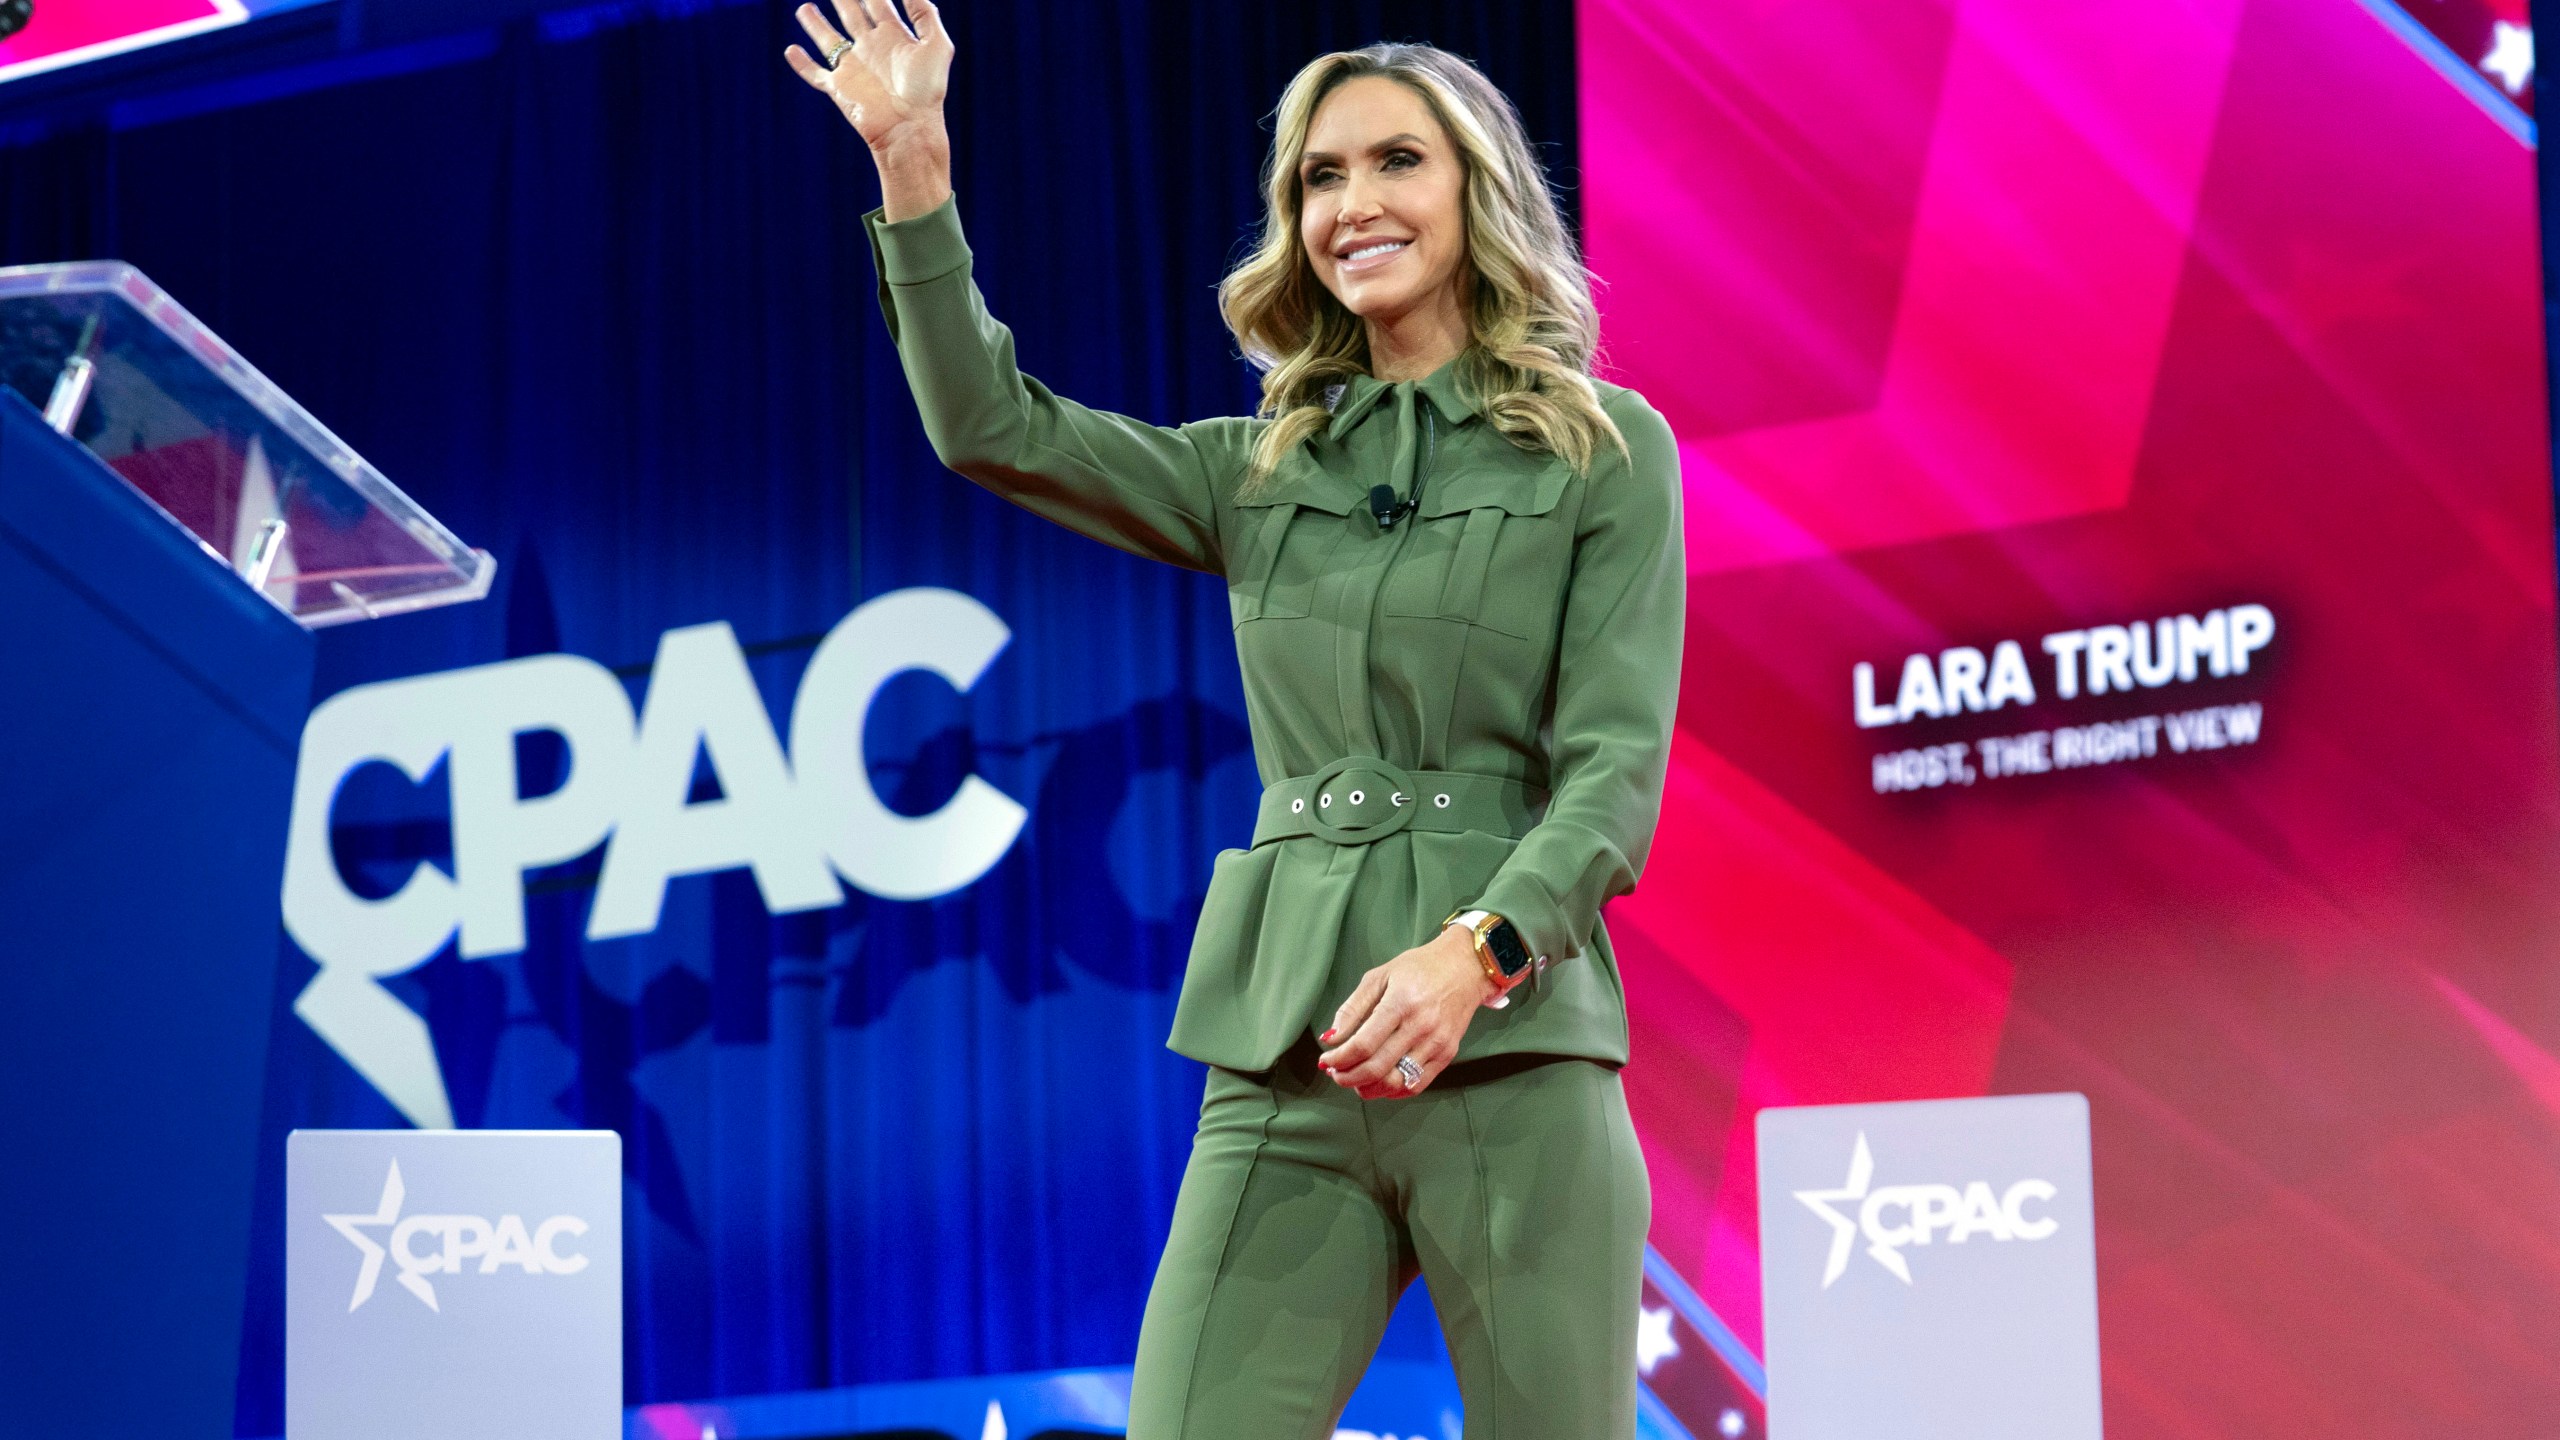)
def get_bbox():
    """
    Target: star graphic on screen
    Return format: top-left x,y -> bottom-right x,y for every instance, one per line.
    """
321,1159 -> 407,1311
2483,21 -> 2534,96
1794,1133 -> 1896,1288
1636,1304 -> 1681,1375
